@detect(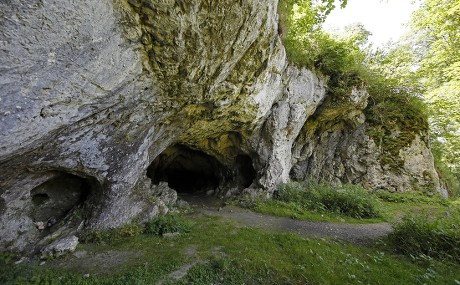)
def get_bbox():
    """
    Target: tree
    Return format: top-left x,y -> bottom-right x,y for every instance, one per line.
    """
410,0 -> 460,177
